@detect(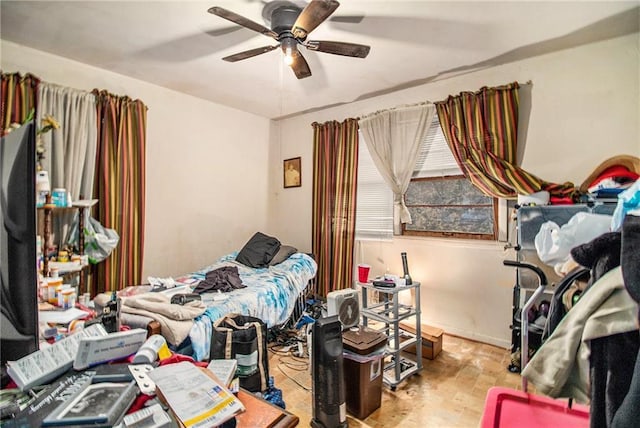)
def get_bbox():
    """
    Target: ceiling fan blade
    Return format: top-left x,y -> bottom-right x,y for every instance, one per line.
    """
291,0 -> 340,40
208,6 -> 278,39
290,51 -> 312,79
222,45 -> 279,62
304,40 -> 370,58
330,14 -> 364,24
